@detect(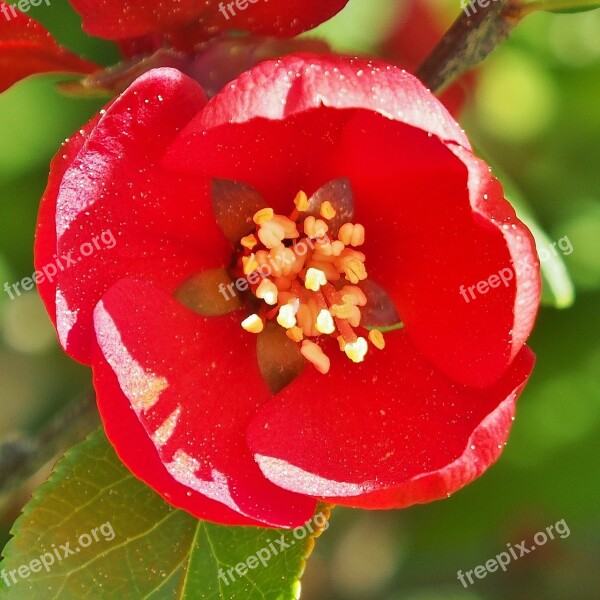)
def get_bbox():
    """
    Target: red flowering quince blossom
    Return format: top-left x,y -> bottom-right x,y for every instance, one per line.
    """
35,54 -> 540,528
69,0 -> 350,51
